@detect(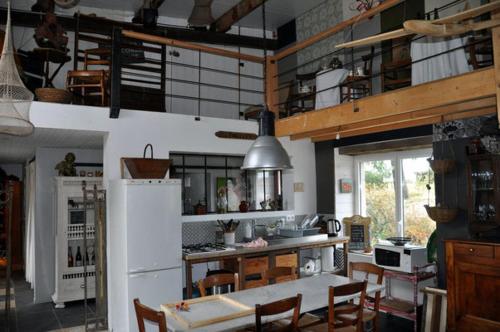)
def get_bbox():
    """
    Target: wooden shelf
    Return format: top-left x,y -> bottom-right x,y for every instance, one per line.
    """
380,298 -> 415,313
181,210 -> 295,223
